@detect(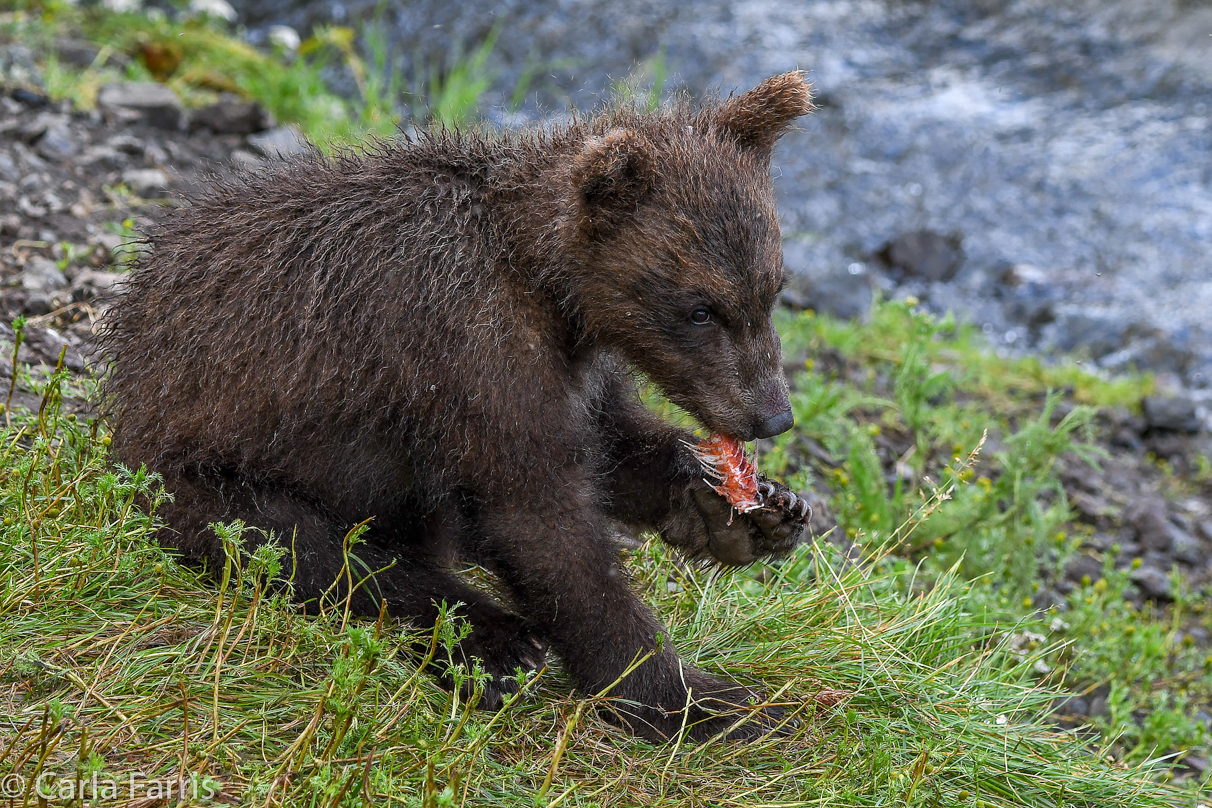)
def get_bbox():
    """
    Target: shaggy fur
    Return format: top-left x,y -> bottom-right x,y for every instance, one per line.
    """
103,72 -> 816,743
